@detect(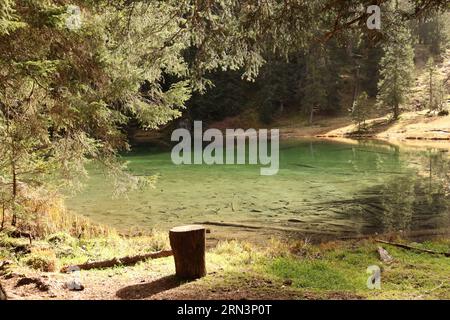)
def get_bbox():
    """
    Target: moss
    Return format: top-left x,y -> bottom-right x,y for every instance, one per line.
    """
268,258 -> 357,290
23,250 -> 57,272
